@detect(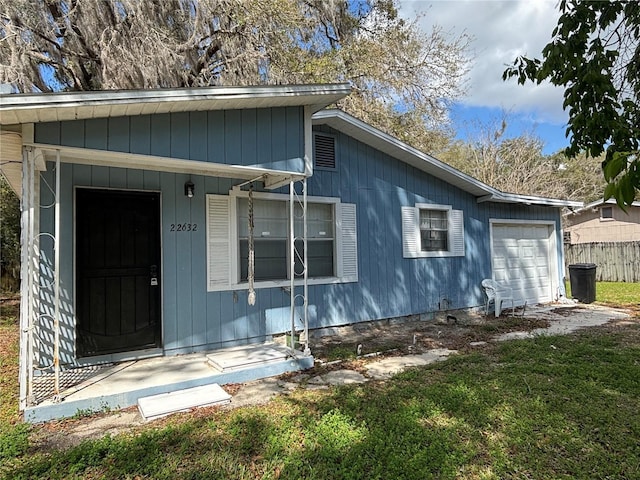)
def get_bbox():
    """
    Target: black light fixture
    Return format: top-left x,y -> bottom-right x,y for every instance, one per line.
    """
184,180 -> 195,198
